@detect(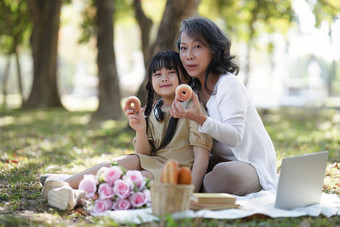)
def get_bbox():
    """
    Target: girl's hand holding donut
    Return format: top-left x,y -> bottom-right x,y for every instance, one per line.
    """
124,96 -> 146,132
